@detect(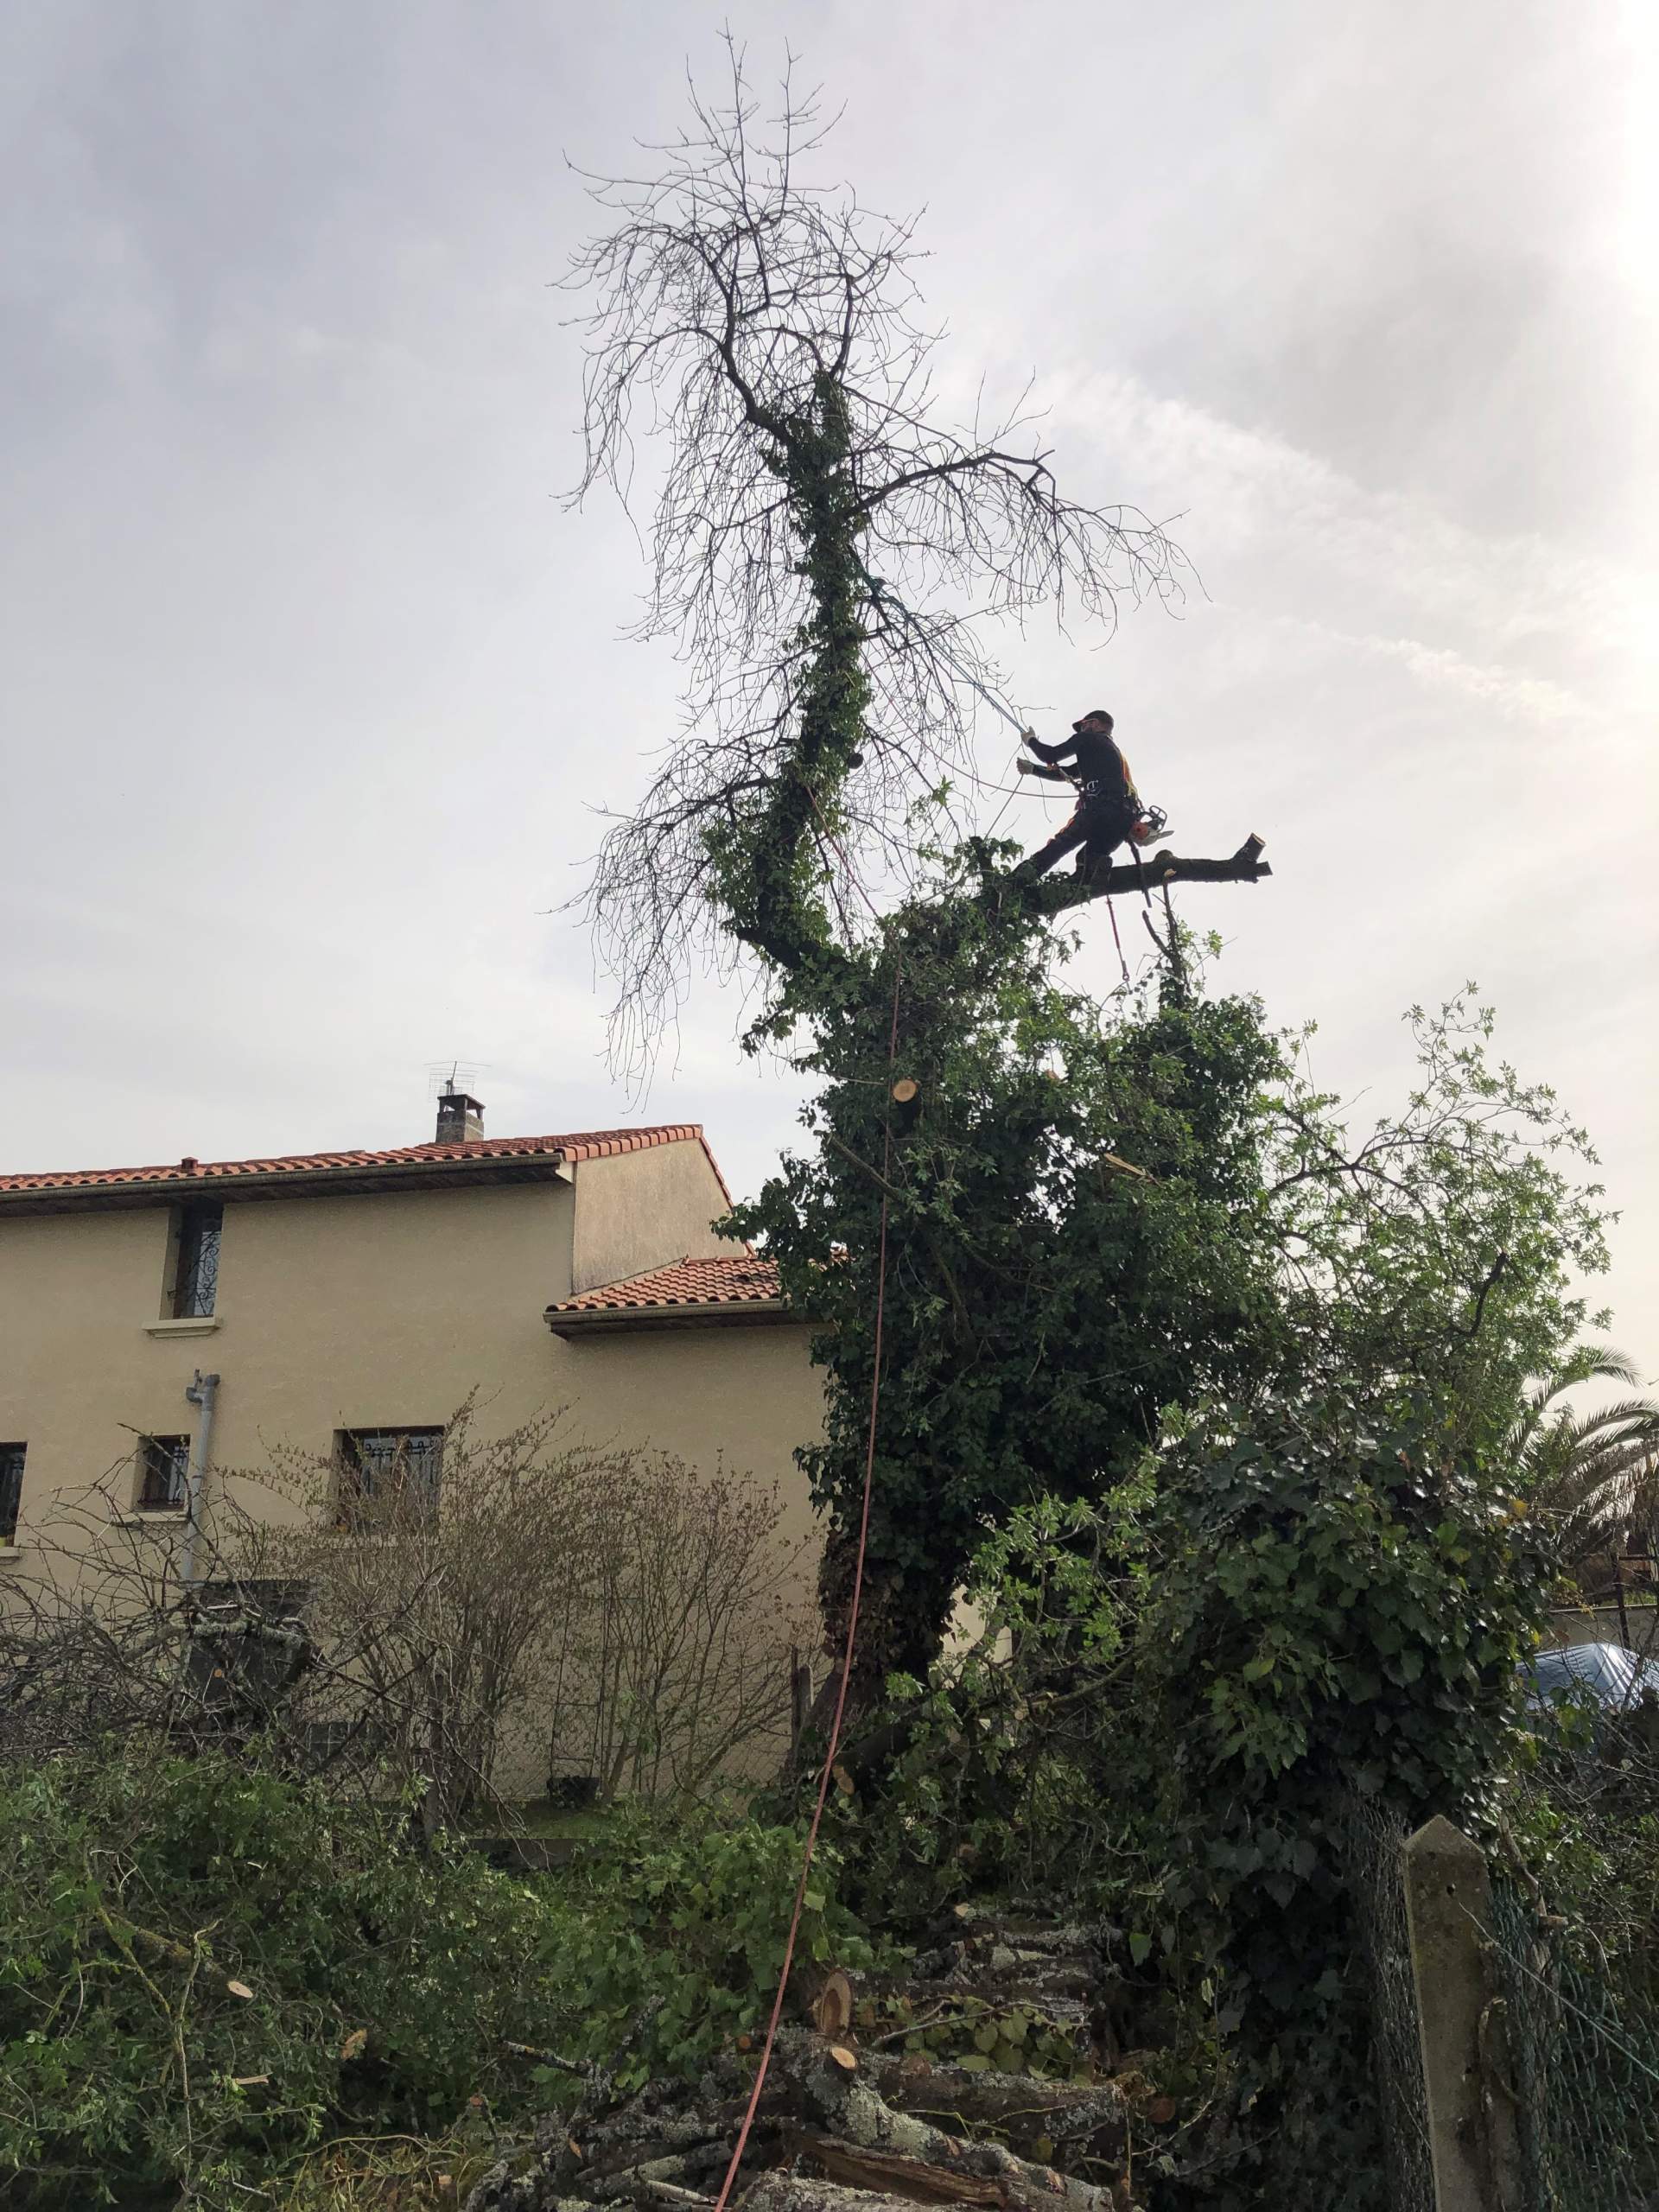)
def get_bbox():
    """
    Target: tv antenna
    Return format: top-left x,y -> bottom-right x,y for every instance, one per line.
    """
427,1059 -> 489,1099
